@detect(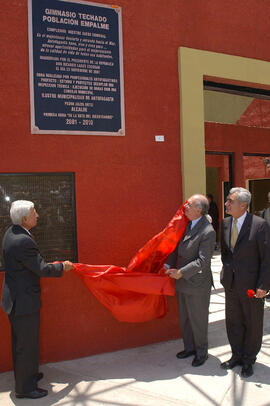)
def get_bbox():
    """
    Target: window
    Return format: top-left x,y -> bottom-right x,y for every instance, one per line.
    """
0,173 -> 77,269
